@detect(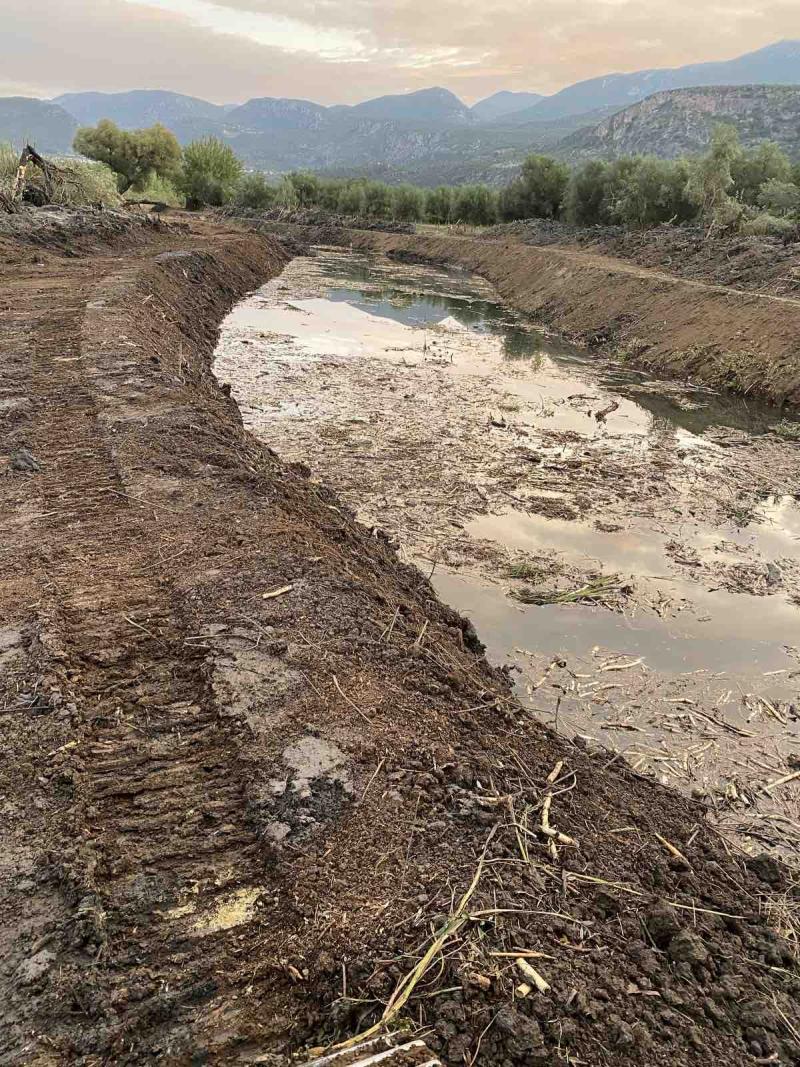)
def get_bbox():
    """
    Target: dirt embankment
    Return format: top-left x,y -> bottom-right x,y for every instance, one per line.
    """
484,220 -> 800,298
1,210 -> 799,1066
288,224 -> 800,405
